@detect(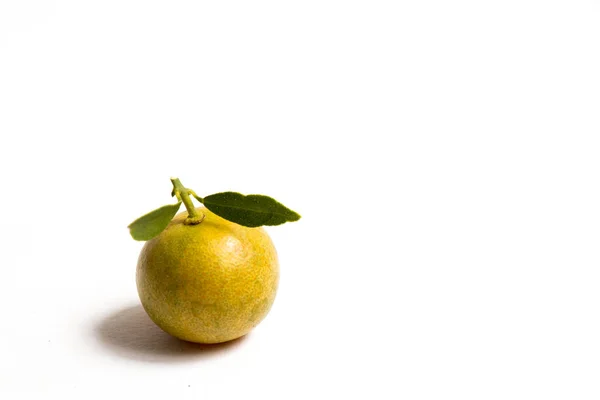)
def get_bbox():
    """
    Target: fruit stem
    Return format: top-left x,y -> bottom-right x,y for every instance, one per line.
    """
170,177 -> 204,225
